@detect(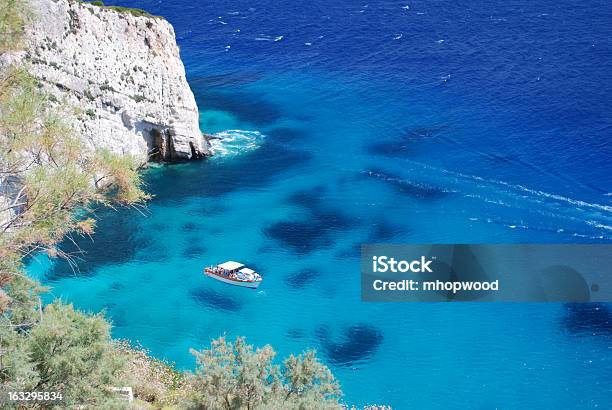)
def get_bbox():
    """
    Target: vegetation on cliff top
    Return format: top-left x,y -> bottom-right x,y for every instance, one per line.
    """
0,1 -> 347,408
73,0 -> 164,20
0,0 -> 28,53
